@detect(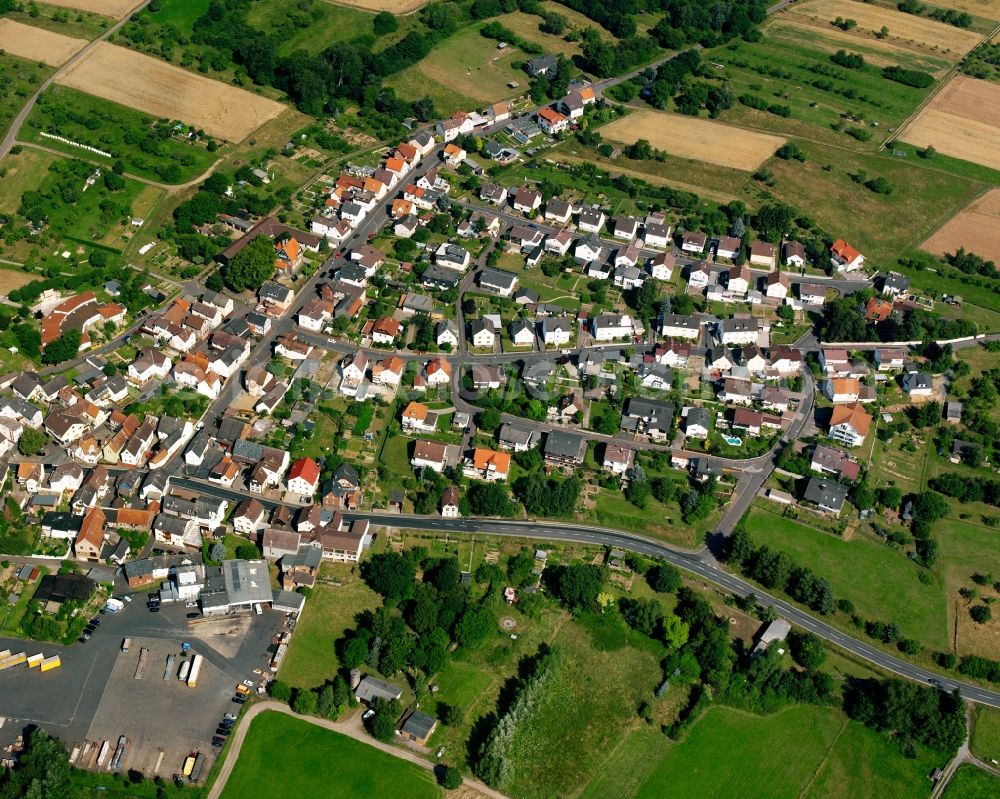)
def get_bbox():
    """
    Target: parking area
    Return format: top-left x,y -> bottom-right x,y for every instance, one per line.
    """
81,637 -> 232,779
